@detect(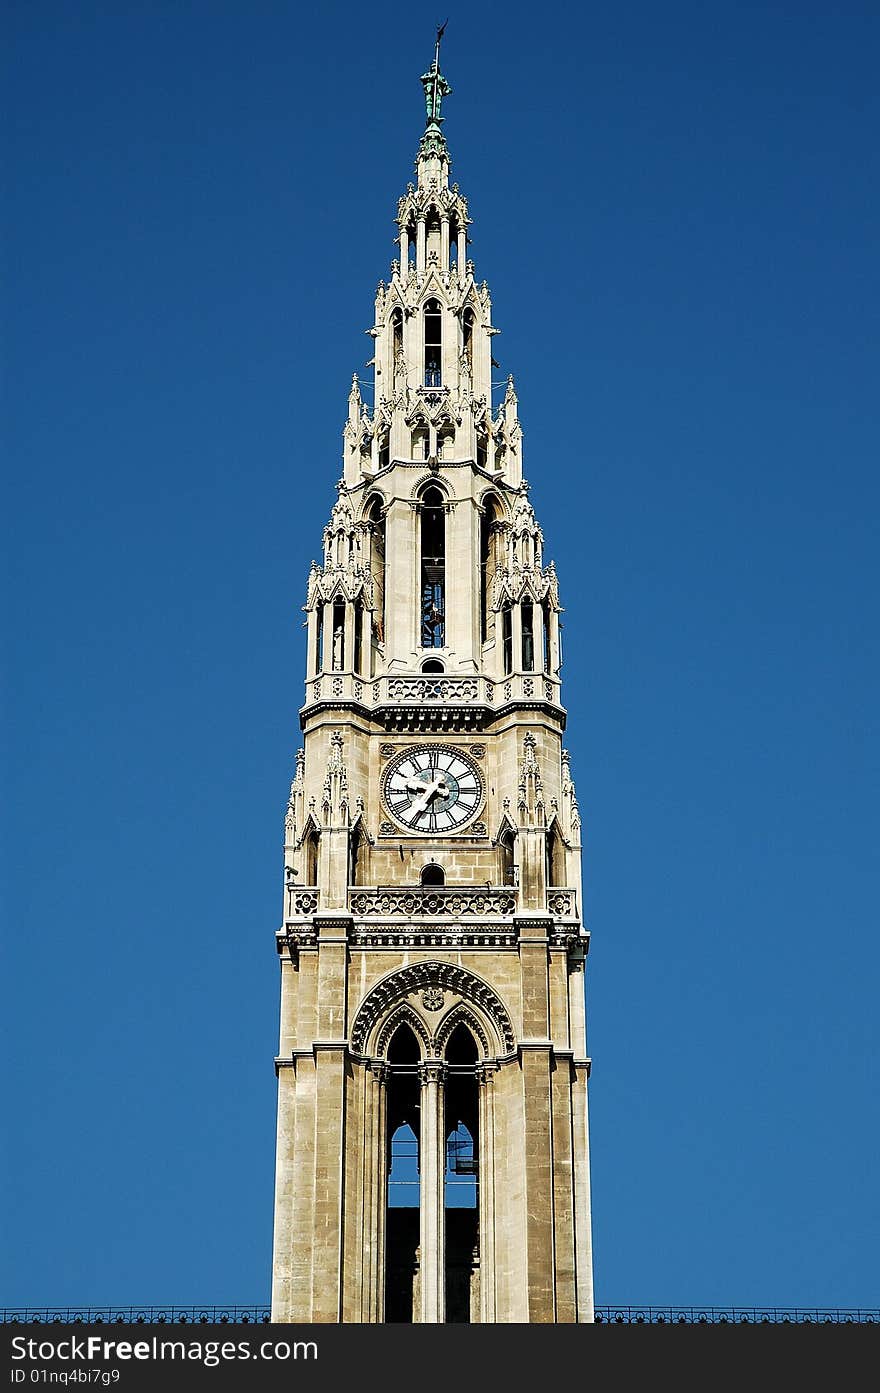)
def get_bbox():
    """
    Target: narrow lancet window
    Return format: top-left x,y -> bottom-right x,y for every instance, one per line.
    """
332,599 -> 346,671
420,487 -> 445,648
444,1024 -> 479,1324
385,1023 -> 421,1324
501,605 -> 512,674
424,298 -> 442,386
365,497 -> 385,662
521,600 -> 534,672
